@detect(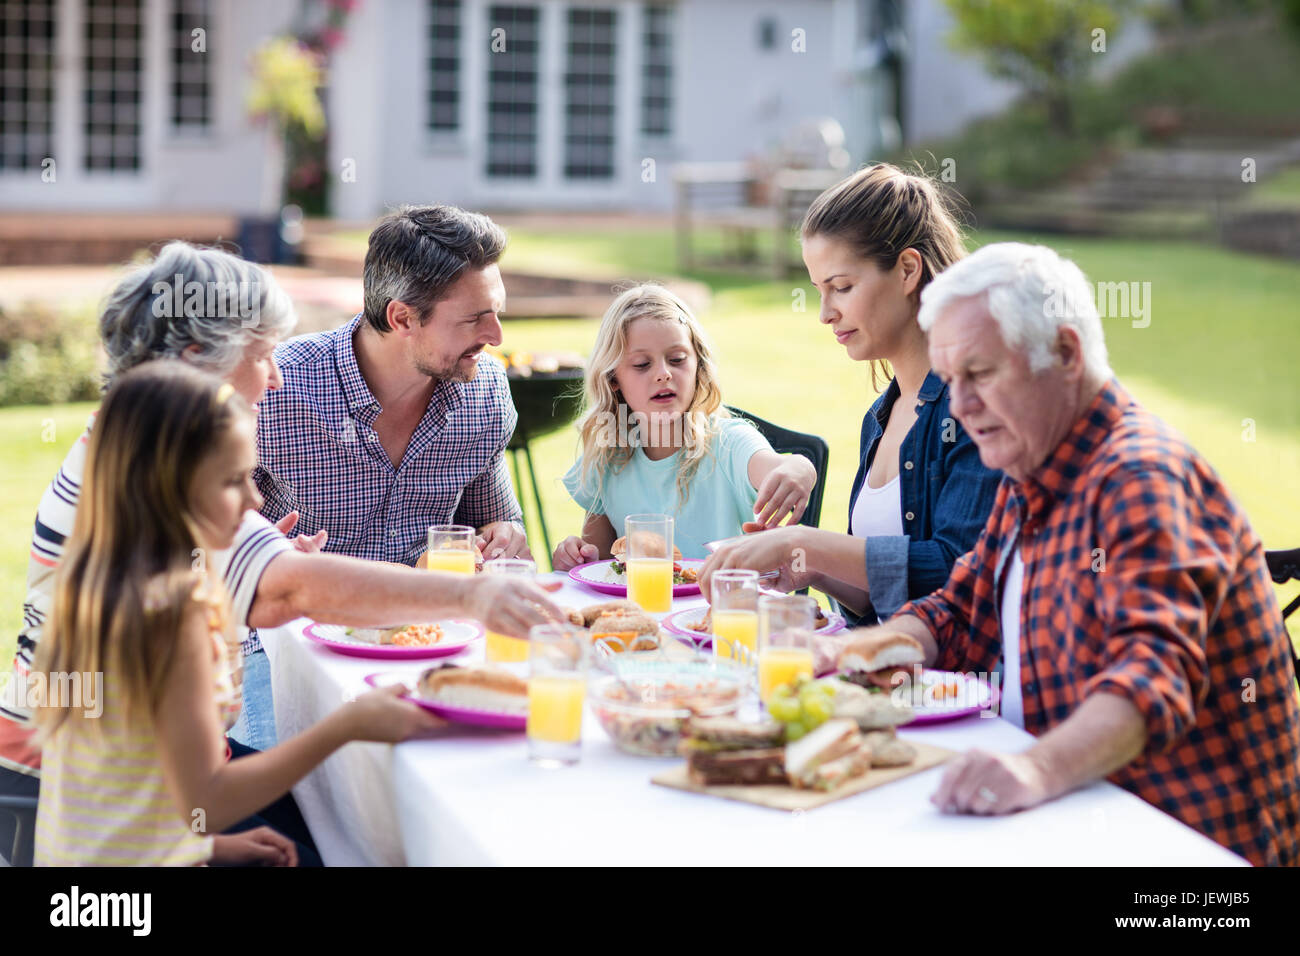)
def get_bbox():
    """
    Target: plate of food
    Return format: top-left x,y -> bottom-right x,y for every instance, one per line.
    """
568,536 -> 704,597
364,663 -> 528,729
832,631 -> 999,724
662,603 -> 846,645
304,620 -> 482,660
